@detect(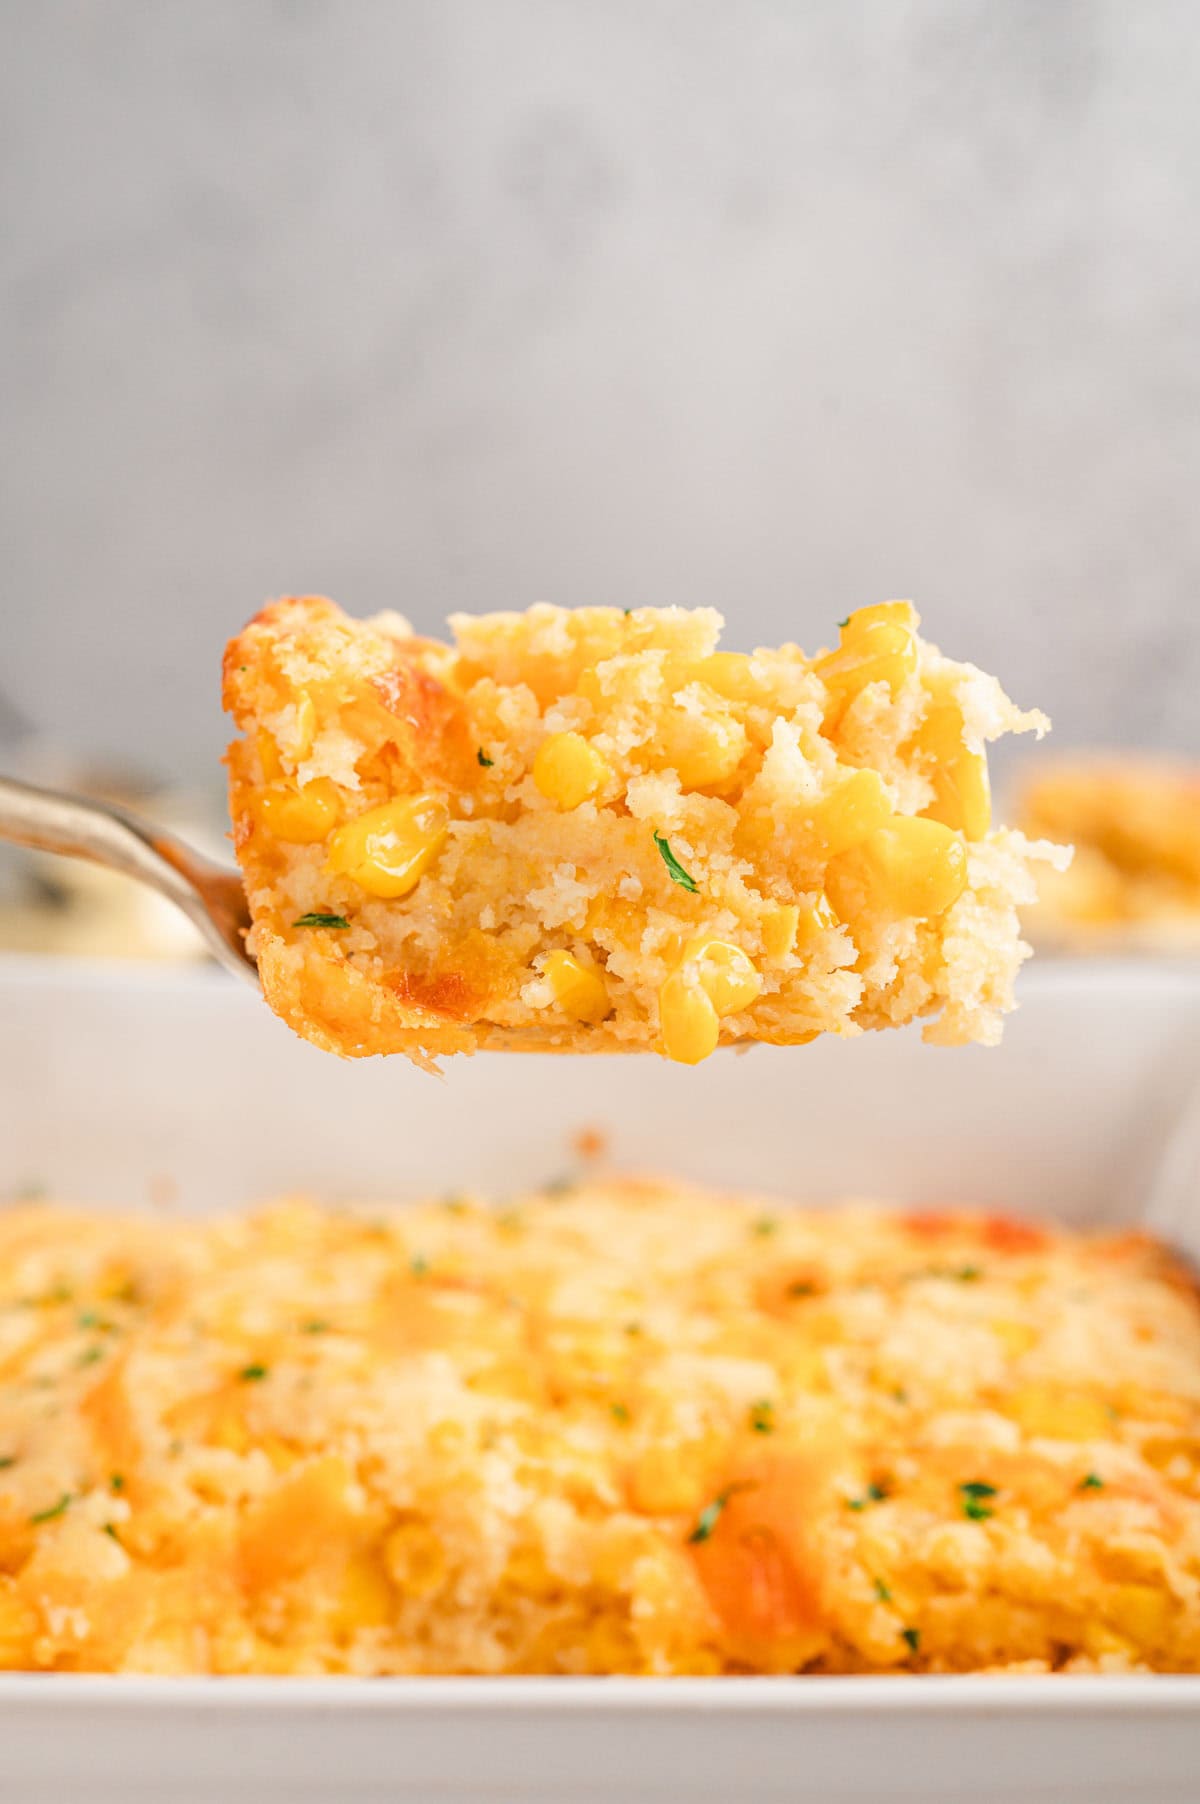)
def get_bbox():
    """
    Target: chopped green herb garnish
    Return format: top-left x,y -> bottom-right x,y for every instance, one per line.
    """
847,1482 -> 888,1512
300,1319 -> 330,1335
30,1493 -> 73,1525
749,1399 -> 775,1435
496,1209 -> 523,1234
653,831 -> 699,893
623,609 -> 633,617
891,1387 -> 909,1405
237,1363 -> 269,1383
786,1278 -> 817,1299
837,615 -> 850,630
476,748 -> 494,768
541,1175 -> 575,1198
901,1626 -> 920,1654
0,1456 -> 15,1470
409,1254 -> 430,1278
293,913 -> 350,930
955,1265 -> 982,1282
77,1345 -> 104,1367
752,1217 -> 778,1238
77,1310 -> 114,1332
959,1480 -> 998,1521
1079,1472 -> 1104,1491
109,1473 -> 125,1492
873,1577 -> 893,1603
610,1402 -> 631,1424
102,1522 -> 120,1541
688,1482 -> 755,1545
